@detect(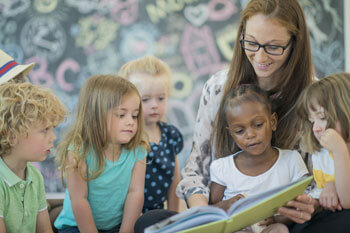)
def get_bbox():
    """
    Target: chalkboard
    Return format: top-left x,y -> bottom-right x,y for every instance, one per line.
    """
0,0 -> 345,193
